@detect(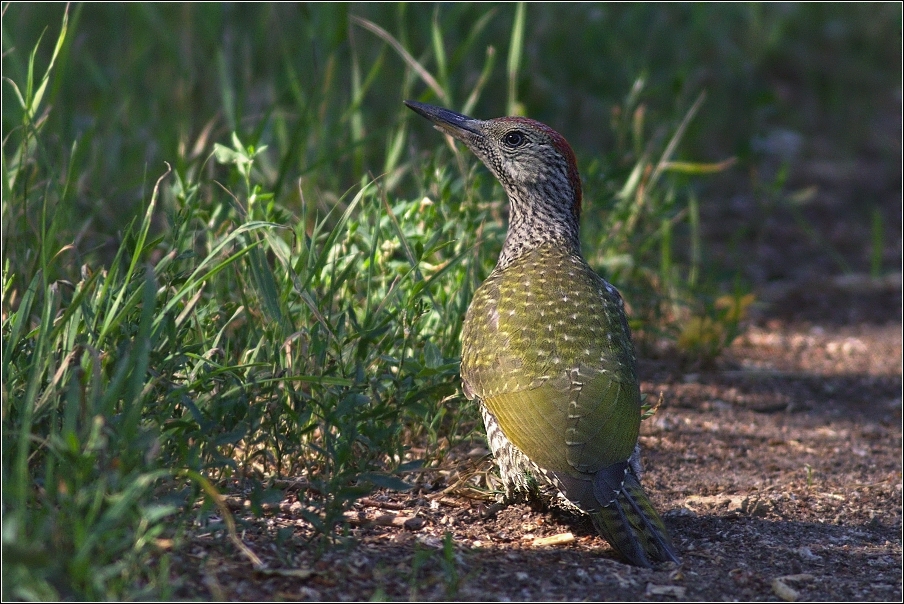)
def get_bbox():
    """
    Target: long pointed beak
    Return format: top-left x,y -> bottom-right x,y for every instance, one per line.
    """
404,100 -> 482,141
